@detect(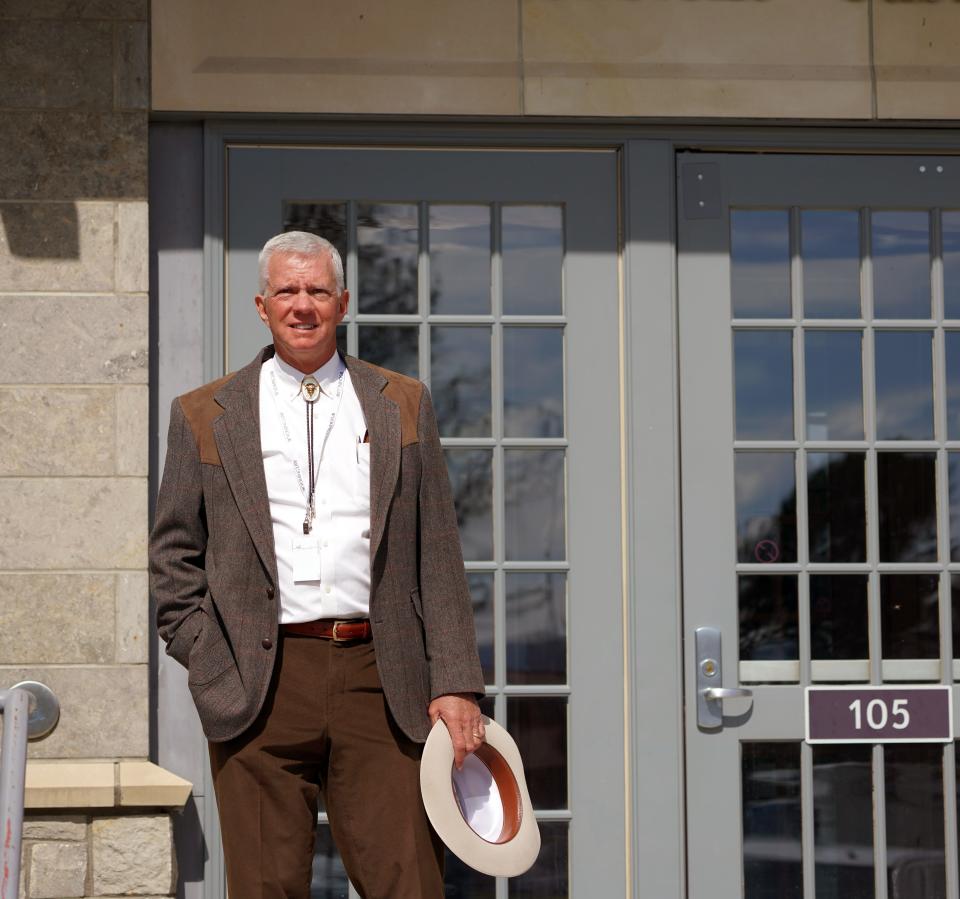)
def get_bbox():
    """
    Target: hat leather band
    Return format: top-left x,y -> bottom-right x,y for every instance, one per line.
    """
453,743 -> 523,845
